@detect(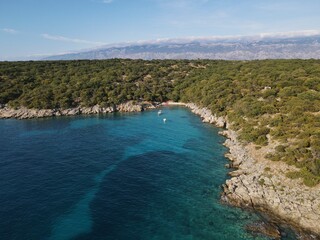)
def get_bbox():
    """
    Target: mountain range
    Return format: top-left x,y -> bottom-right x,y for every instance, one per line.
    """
44,31 -> 320,60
